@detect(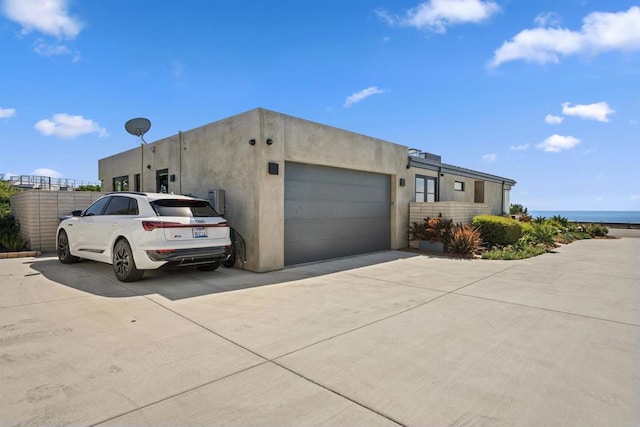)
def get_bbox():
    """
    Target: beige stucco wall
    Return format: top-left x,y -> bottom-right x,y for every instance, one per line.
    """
99,109 -> 411,272
99,108 -> 513,272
